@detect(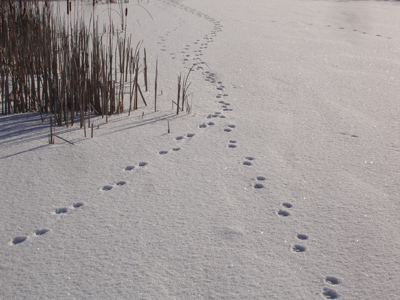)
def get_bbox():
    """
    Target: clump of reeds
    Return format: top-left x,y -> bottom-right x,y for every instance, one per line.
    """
174,66 -> 194,115
1,0 -> 195,143
0,0 -> 150,124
